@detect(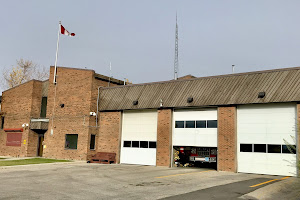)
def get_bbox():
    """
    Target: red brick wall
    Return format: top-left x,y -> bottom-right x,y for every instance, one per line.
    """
156,109 -> 172,167
95,111 -> 122,163
217,106 -> 237,172
43,67 -> 94,160
0,80 -> 42,157
86,76 -> 118,158
43,67 -> 115,160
